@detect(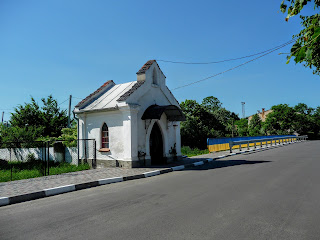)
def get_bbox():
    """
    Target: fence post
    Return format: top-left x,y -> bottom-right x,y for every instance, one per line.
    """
84,140 -> 87,163
93,140 -> 96,169
47,141 -> 50,176
44,142 -> 47,176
